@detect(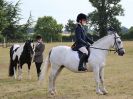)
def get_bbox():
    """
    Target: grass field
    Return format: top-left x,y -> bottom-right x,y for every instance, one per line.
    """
0,41 -> 133,99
